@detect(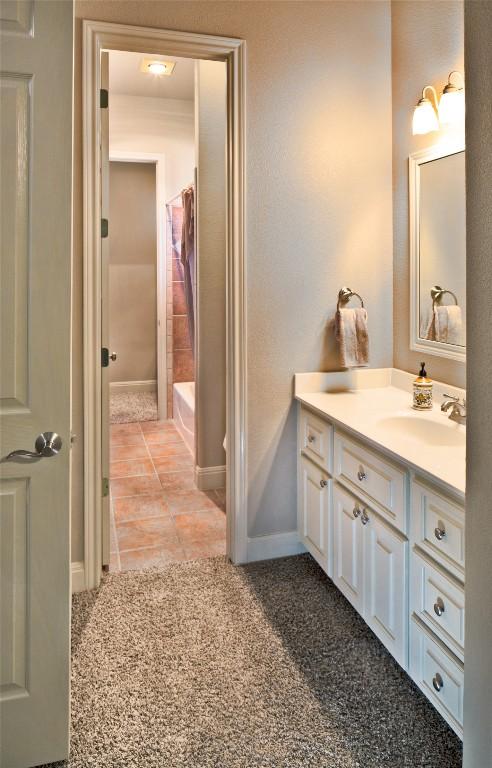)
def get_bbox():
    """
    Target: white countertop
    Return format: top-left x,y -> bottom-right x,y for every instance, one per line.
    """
295,368 -> 466,499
